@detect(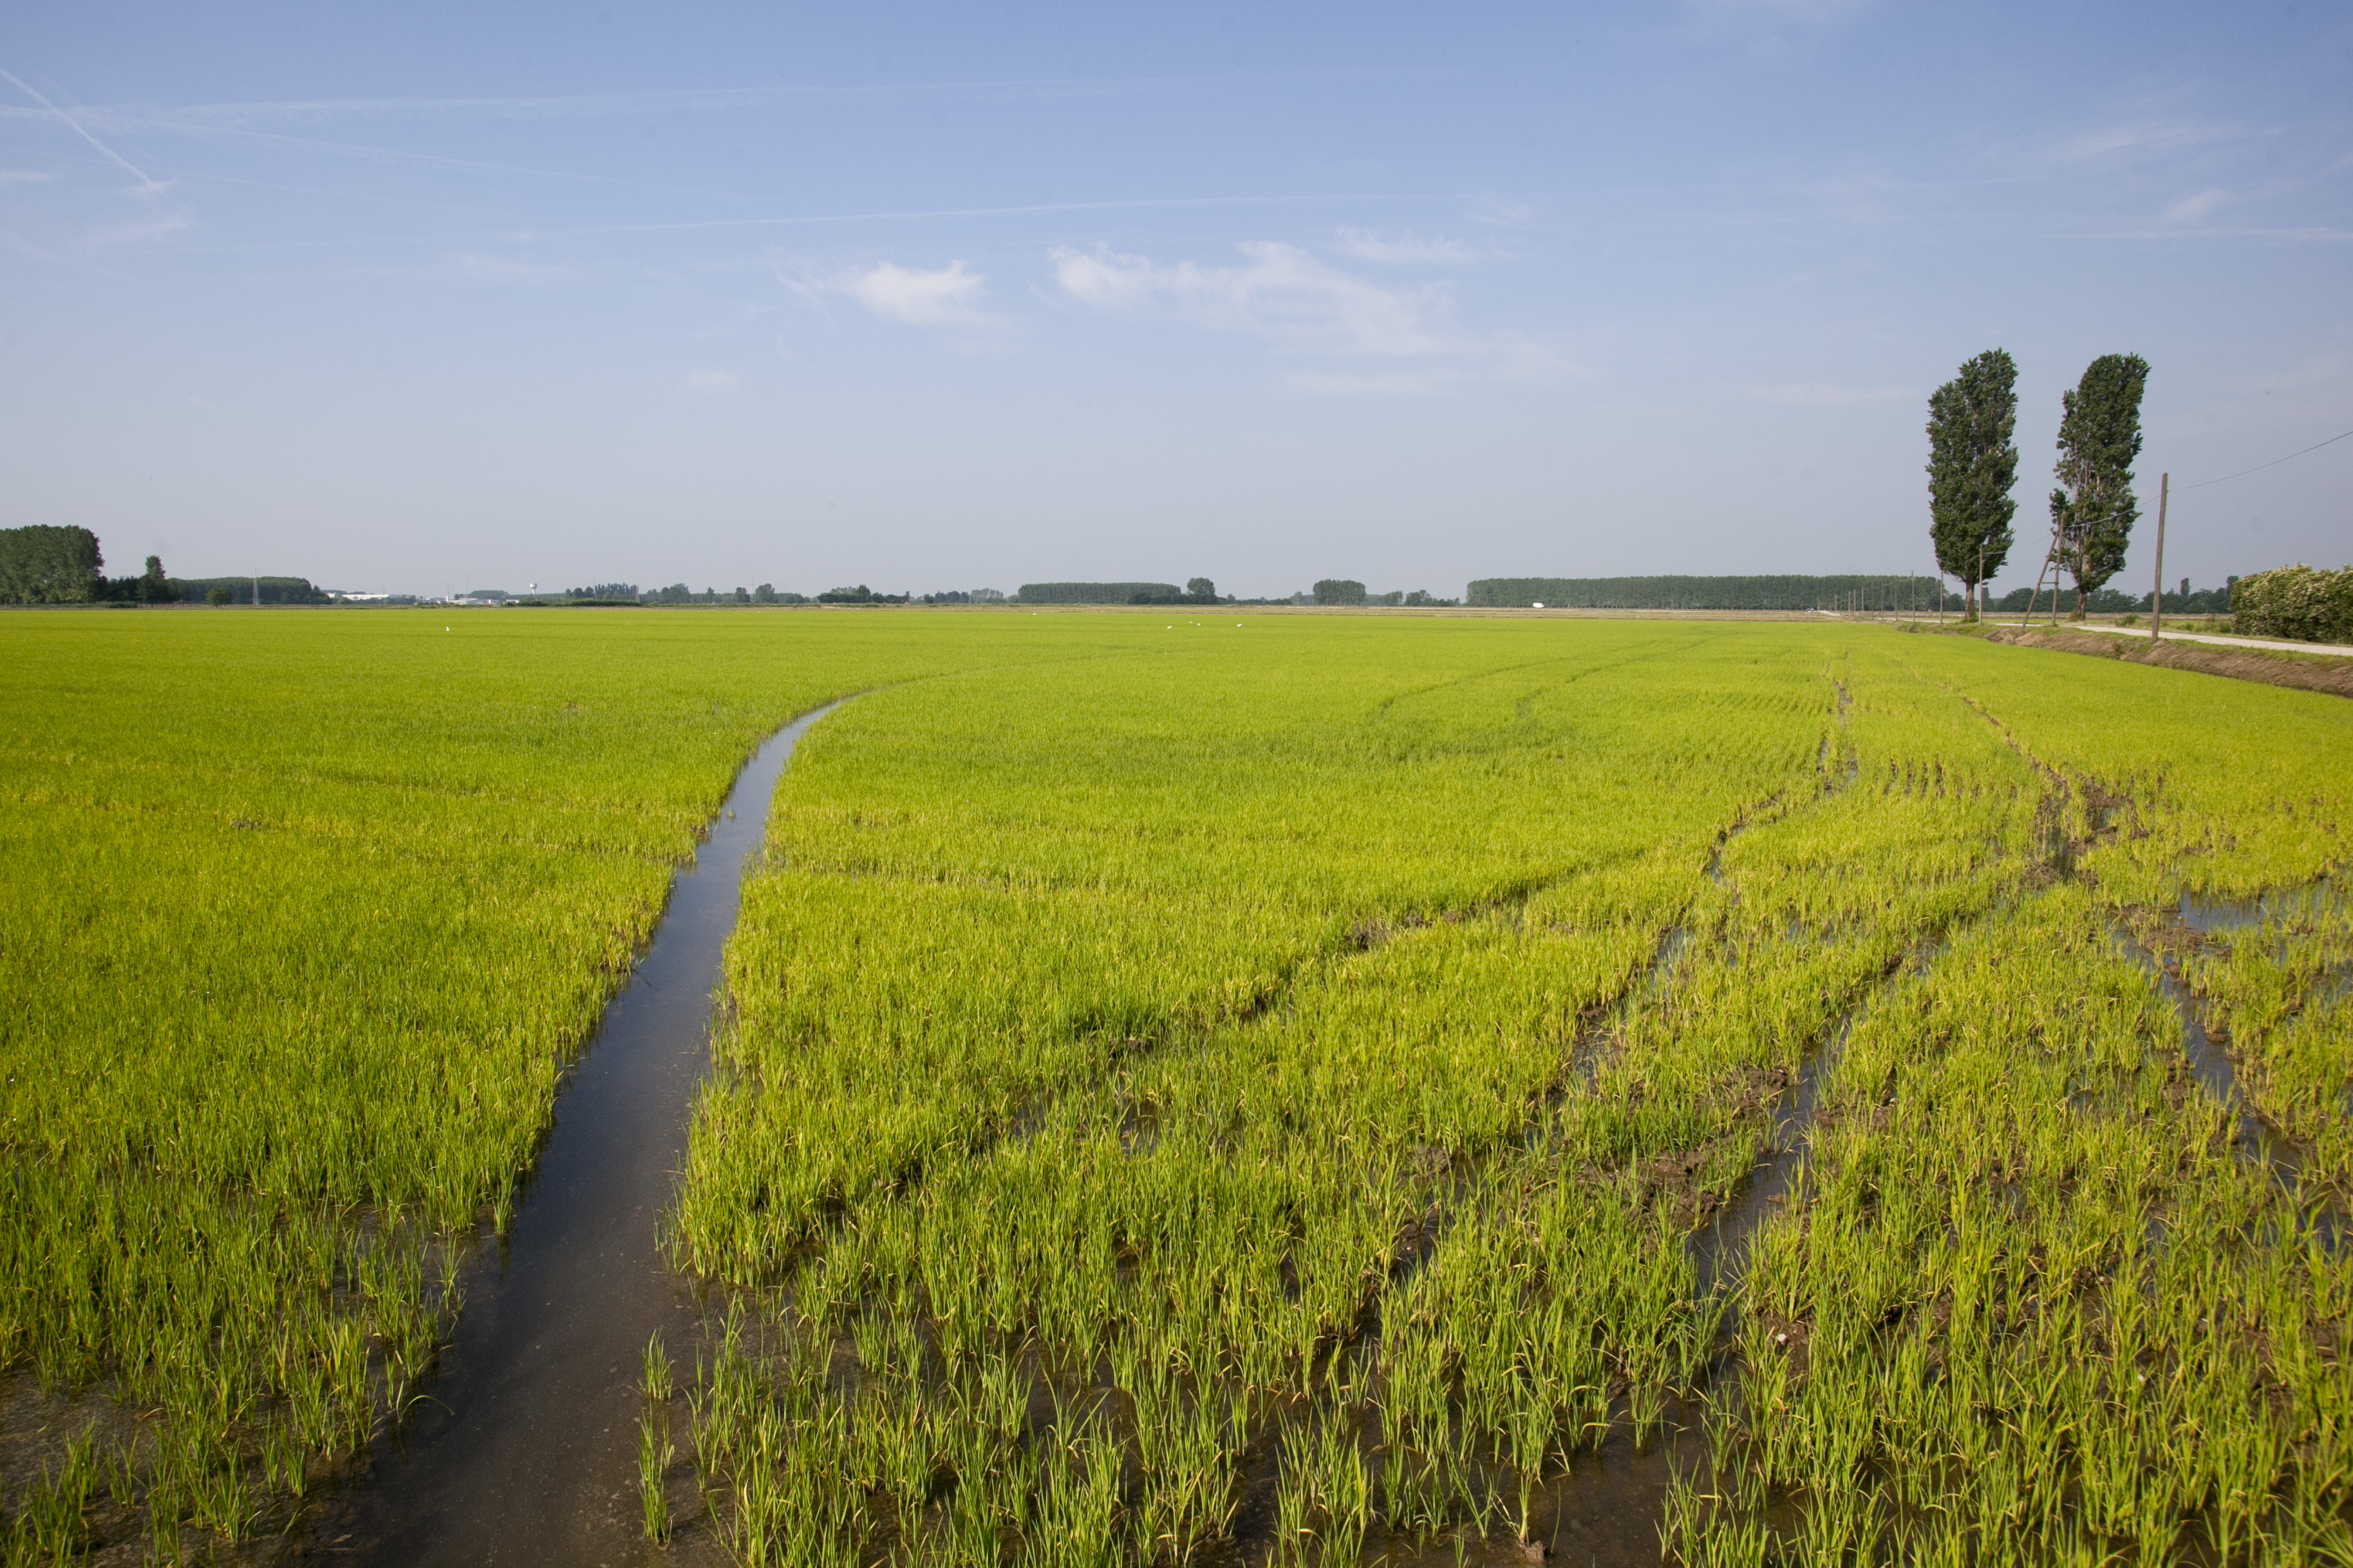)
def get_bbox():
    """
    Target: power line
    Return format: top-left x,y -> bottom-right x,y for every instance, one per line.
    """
2177,427 -> 2353,491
